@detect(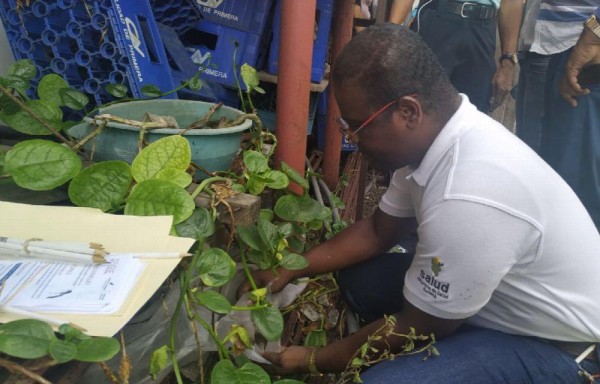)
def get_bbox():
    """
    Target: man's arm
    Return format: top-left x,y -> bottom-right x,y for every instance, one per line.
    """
389,0 -> 414,24
237,209 -> 417,295
490,0 -> 524,111
264,300 -> 464,373
560,8 -> 600,107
